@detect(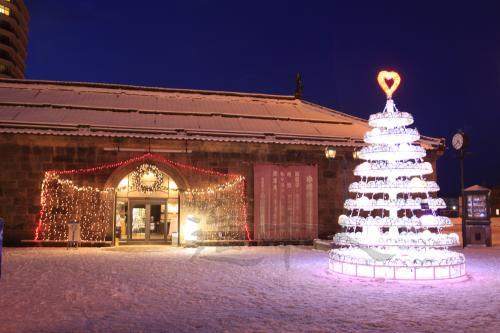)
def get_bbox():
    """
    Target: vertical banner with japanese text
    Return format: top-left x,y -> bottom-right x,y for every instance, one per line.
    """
254,164 -> 318,240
